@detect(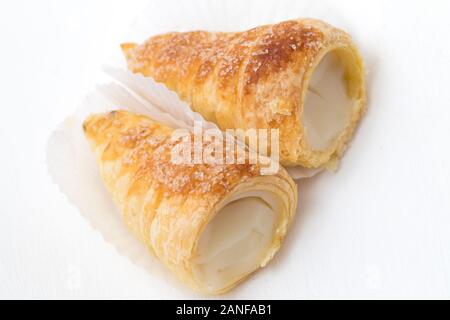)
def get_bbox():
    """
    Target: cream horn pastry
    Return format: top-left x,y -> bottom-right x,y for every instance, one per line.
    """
83,110 -> 297,294
122,19 -> 366,169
